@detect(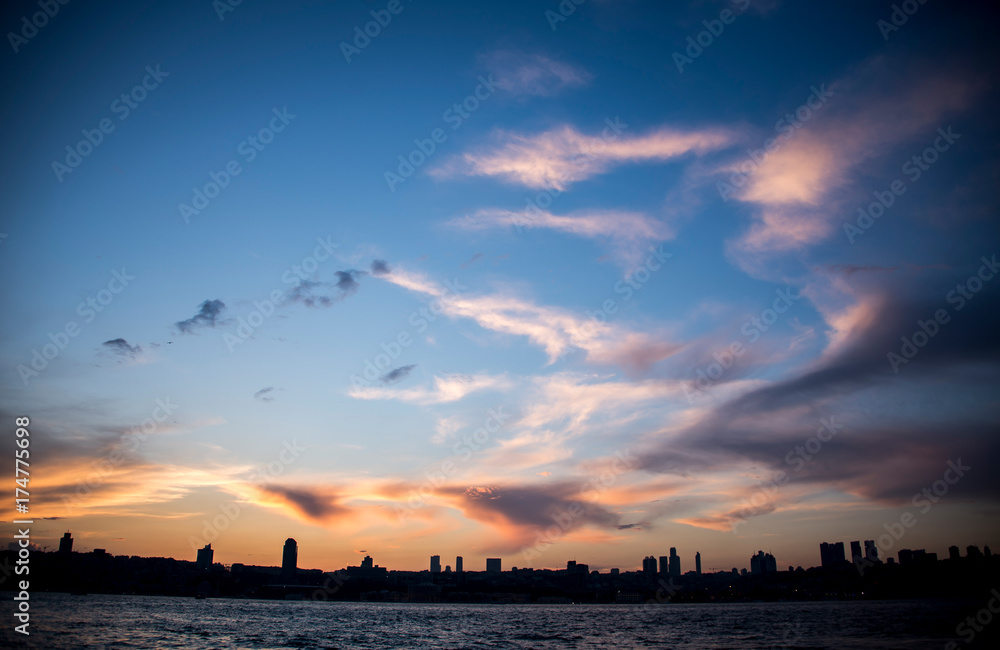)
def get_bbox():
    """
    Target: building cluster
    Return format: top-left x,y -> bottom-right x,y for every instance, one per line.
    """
641,547 -> 696,578
820,539 -> 992,568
